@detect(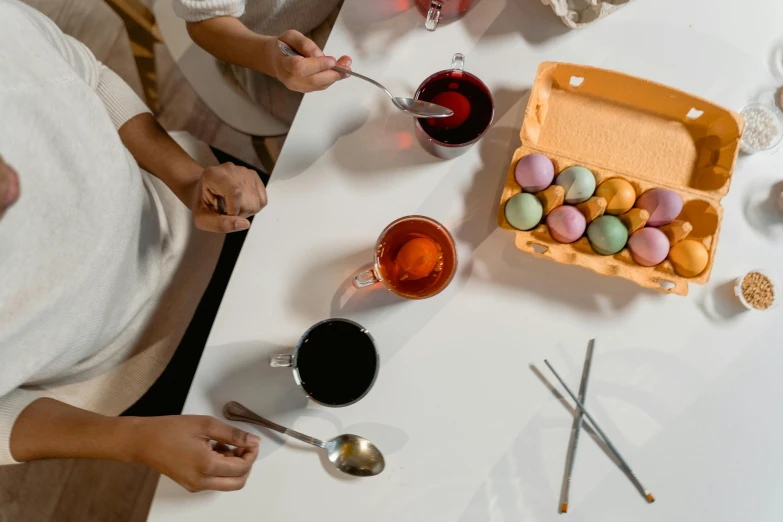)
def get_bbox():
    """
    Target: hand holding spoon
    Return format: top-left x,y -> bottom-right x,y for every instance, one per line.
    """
278,42 -> 453,119
223,401 -> 385,477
